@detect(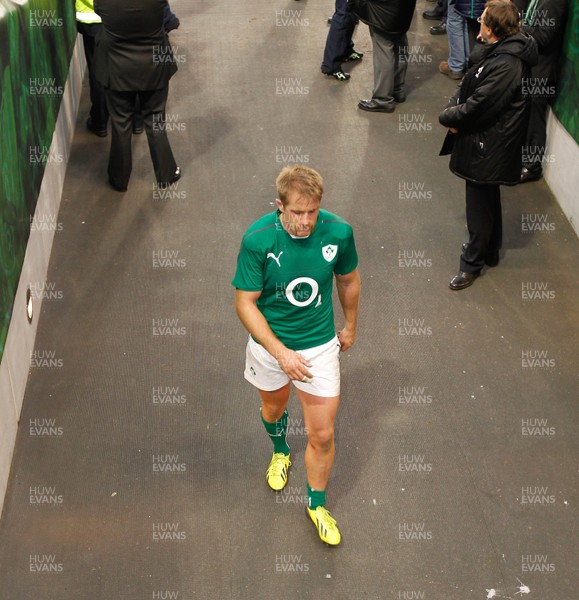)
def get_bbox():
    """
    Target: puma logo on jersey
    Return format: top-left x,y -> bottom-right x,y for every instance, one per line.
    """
267,251 -> 283,267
